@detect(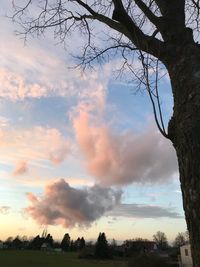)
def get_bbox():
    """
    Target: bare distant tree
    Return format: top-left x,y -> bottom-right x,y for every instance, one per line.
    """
153,231 -> 168,250
11,1 -> 200,266
173,231 -> 189,248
